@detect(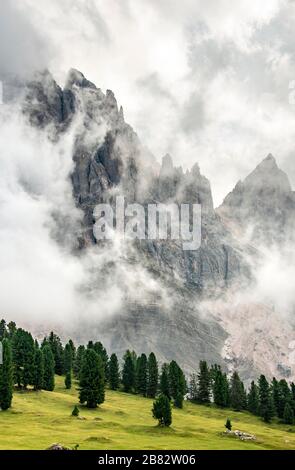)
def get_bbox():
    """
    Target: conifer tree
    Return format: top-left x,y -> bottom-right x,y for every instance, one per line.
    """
258,375 -> 274,423
65,371 -> 72,389
213,369 -> 229,407
196,360 -> 211,404
42,345 -> 55,391
147,352 -> 158,398
136,353 -> 148,396
73,345 -> 85,379
122,350 -> 136,393
46,332 -> 64,375
247,381 -> 259,415
7,321 -> 16,339
72,405 -> 79,417
79,349 -> 105,408
277,379 -> 292,419
189,373 -> 198,402
160,363 -> 170,399
0,319 -> 6,340
109,353 -> 120,390
283,401 -> 294,425
33,345 -> 44,391
0,338 -> 13,410
271,377 -> 280,416
12,328 -> 35,388
168,360 -> 186,408
64,343 -> 73,374
68,339 -> 76,363
152,394 -> 172,427
225,418 -> 232,431
94,341 -> 109,382
230,371 -> 246,411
